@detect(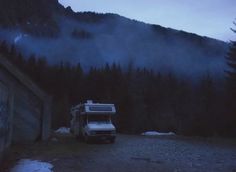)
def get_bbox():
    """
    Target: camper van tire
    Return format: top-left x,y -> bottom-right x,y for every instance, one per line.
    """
75,134 -> 81,140
84,134 -> 91,143
70,128 -> 74,134
110,137 -> 115,143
